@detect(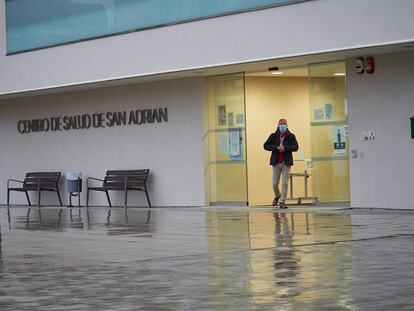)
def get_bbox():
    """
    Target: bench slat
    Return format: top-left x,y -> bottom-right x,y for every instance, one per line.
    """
26,172 -> 61,178
25,178 -> 59,183
104,182 -> 145,190
104,176 -> 146,182
106,170 -> 149,176
24,182 -> 57,188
